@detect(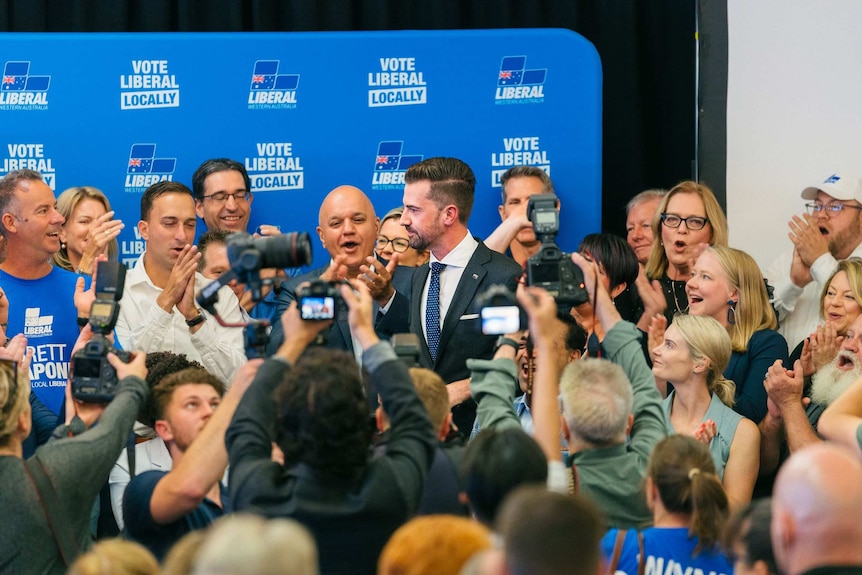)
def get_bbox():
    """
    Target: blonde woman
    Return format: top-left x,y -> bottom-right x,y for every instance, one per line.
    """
652,314 -> 760,509
51,186 -> 123,275
645,181 -> 729,325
